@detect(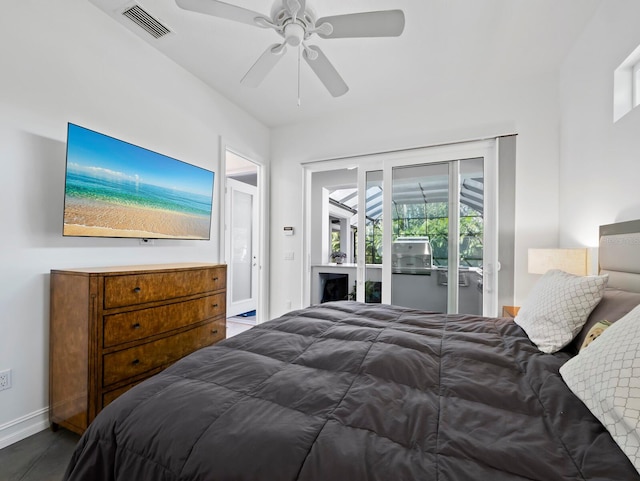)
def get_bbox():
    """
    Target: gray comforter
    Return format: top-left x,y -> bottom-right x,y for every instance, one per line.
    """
64,301 -> 640,480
